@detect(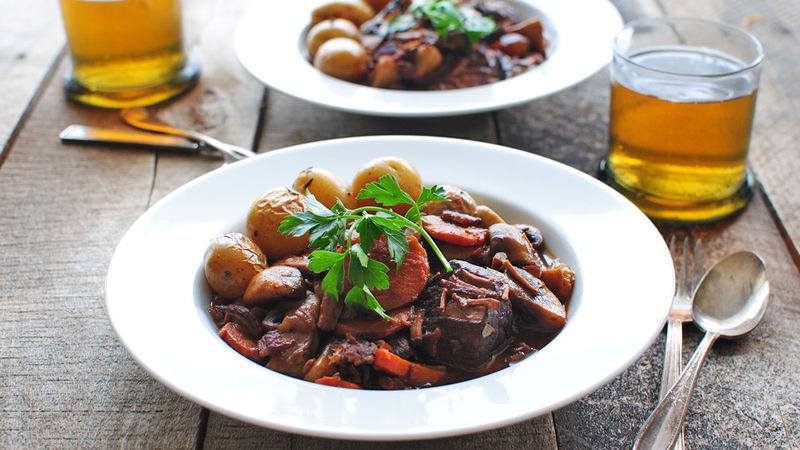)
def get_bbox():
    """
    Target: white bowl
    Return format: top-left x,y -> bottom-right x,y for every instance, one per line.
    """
106,136 -> 673,441
234,0 -> 623,117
